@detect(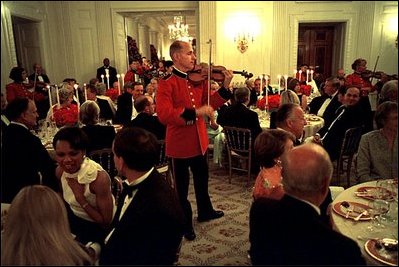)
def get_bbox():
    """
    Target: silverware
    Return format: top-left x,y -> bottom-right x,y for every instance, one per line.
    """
354,210 -> 369,221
